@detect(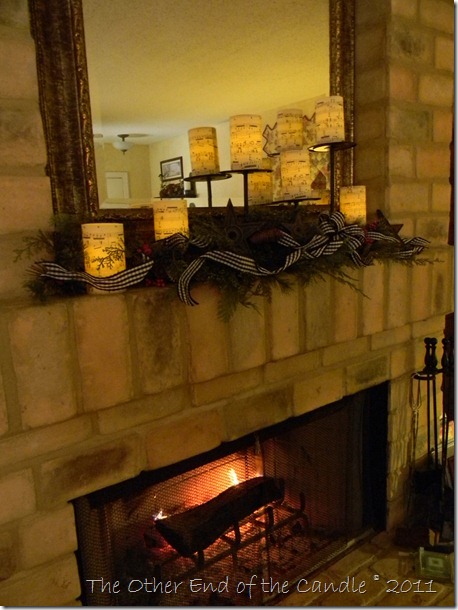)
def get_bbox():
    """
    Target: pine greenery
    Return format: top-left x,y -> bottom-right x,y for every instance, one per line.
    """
15,207 -> 431,320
